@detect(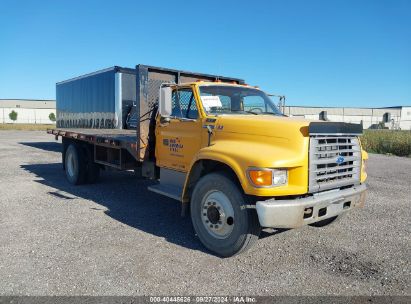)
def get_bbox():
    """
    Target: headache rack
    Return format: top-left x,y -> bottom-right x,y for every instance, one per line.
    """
308,122 -> 363,193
